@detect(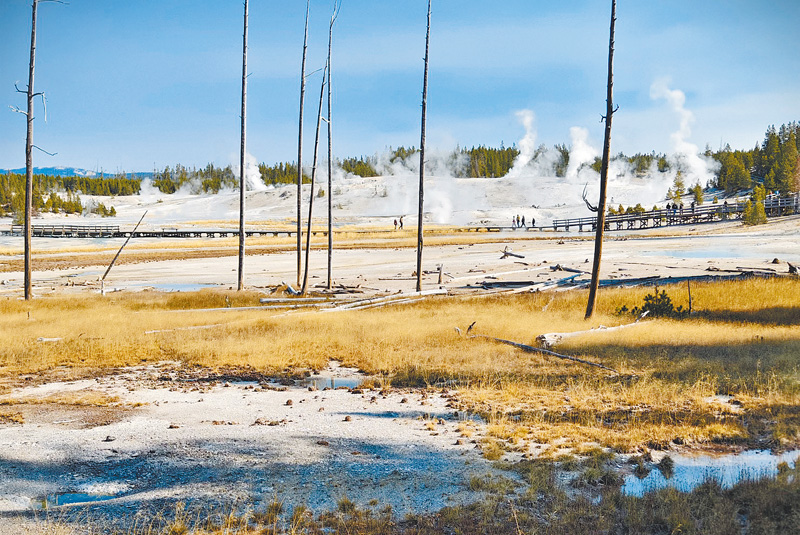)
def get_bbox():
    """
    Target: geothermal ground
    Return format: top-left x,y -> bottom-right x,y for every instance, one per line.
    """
0,176 -> 798,532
